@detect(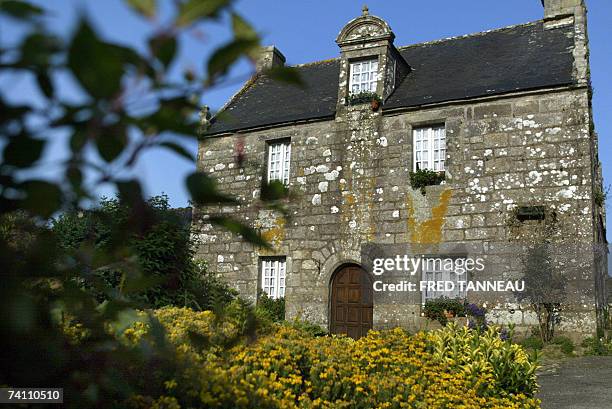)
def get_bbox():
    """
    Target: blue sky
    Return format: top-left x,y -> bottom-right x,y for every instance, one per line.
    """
1,0 -> 611,212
